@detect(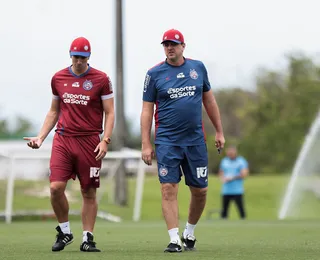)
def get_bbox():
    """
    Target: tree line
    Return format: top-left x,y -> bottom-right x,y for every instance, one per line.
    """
204,52 -> 320,174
